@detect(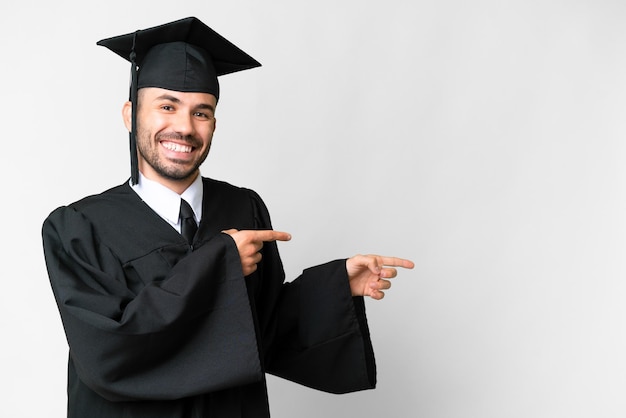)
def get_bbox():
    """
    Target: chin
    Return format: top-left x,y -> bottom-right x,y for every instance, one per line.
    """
162,167 -> 199,181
